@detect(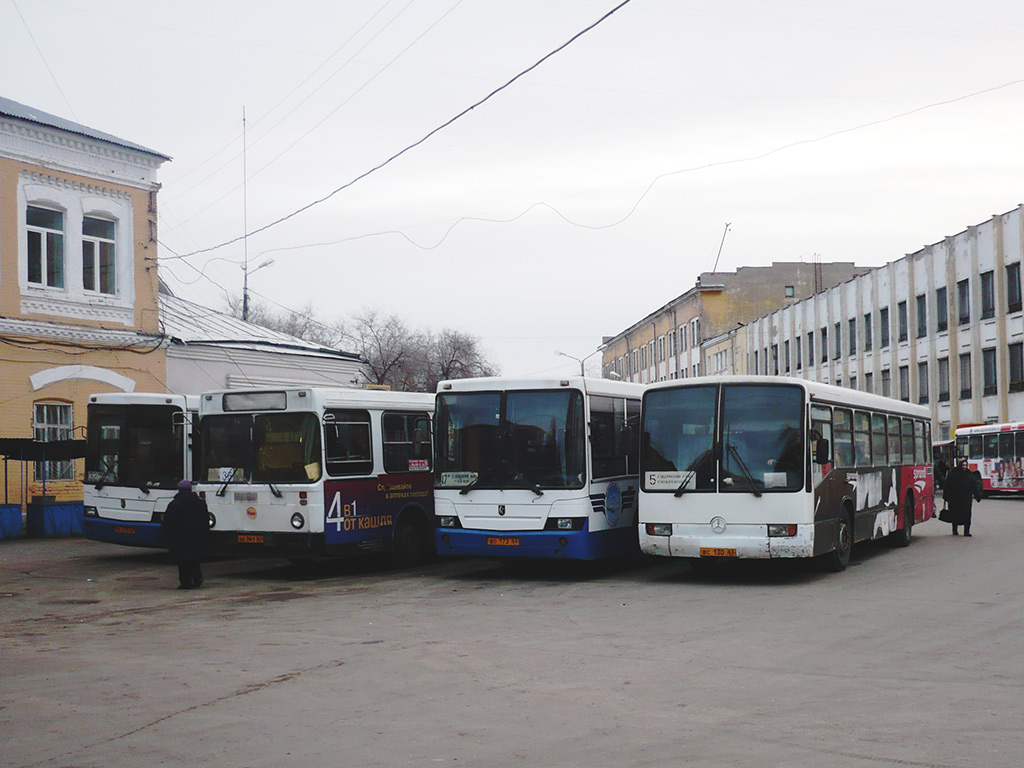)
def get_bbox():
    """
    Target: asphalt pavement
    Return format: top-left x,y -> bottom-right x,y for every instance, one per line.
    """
2,498 -> 1023,768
